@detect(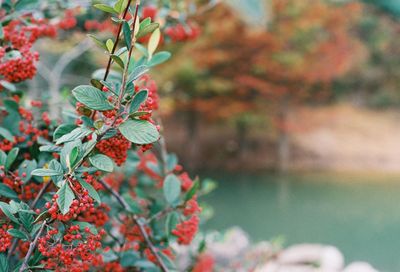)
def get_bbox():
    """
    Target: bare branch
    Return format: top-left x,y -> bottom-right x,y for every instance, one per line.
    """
19,220 -> 47,272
